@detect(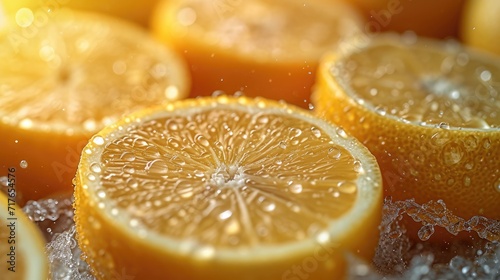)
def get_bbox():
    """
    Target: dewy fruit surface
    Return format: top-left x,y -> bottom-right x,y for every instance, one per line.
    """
0,190 -> 48,280
151,0 -> 362,108
0,10 -> 189,204
313,34 -> 500,222
74,96 -> 383,280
